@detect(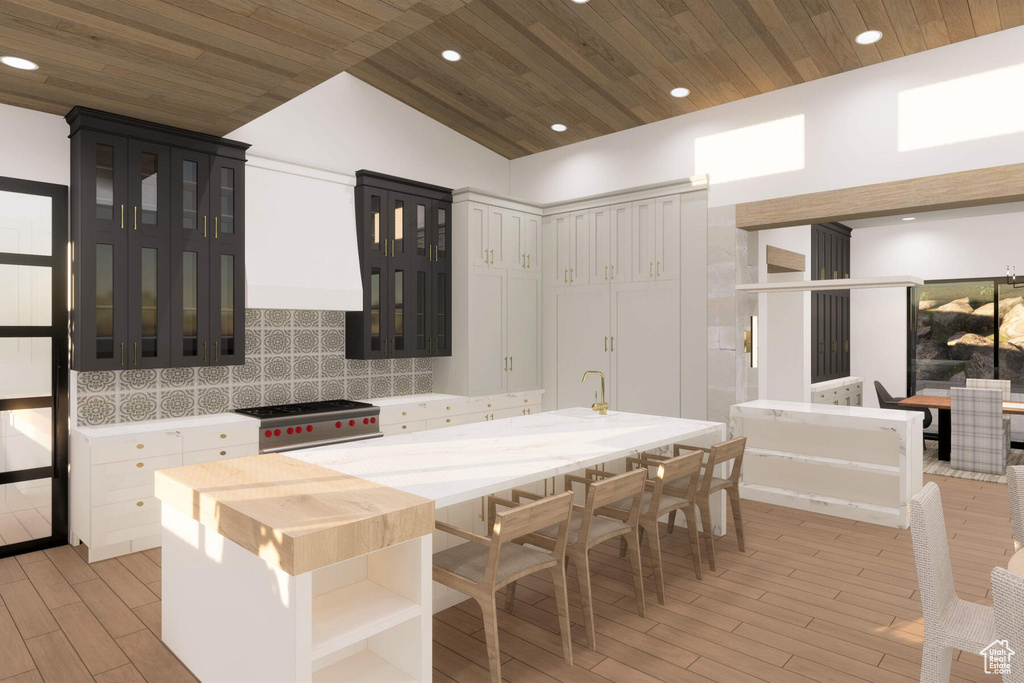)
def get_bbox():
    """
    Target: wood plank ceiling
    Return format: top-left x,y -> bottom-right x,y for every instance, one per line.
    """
0,0 -> 1020,158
